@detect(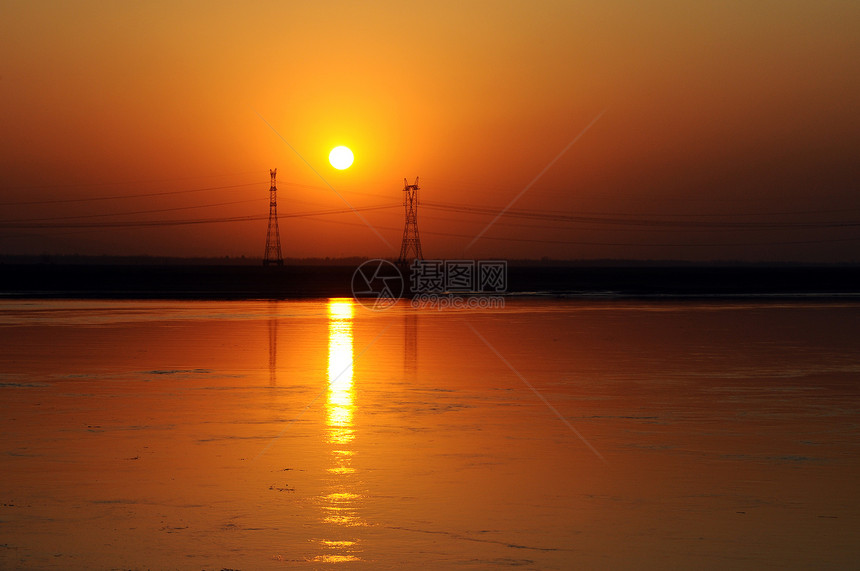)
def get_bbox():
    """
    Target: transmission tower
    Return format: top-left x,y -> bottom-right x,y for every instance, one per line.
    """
397,177 -> 424,265
263,168 -> 283,266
